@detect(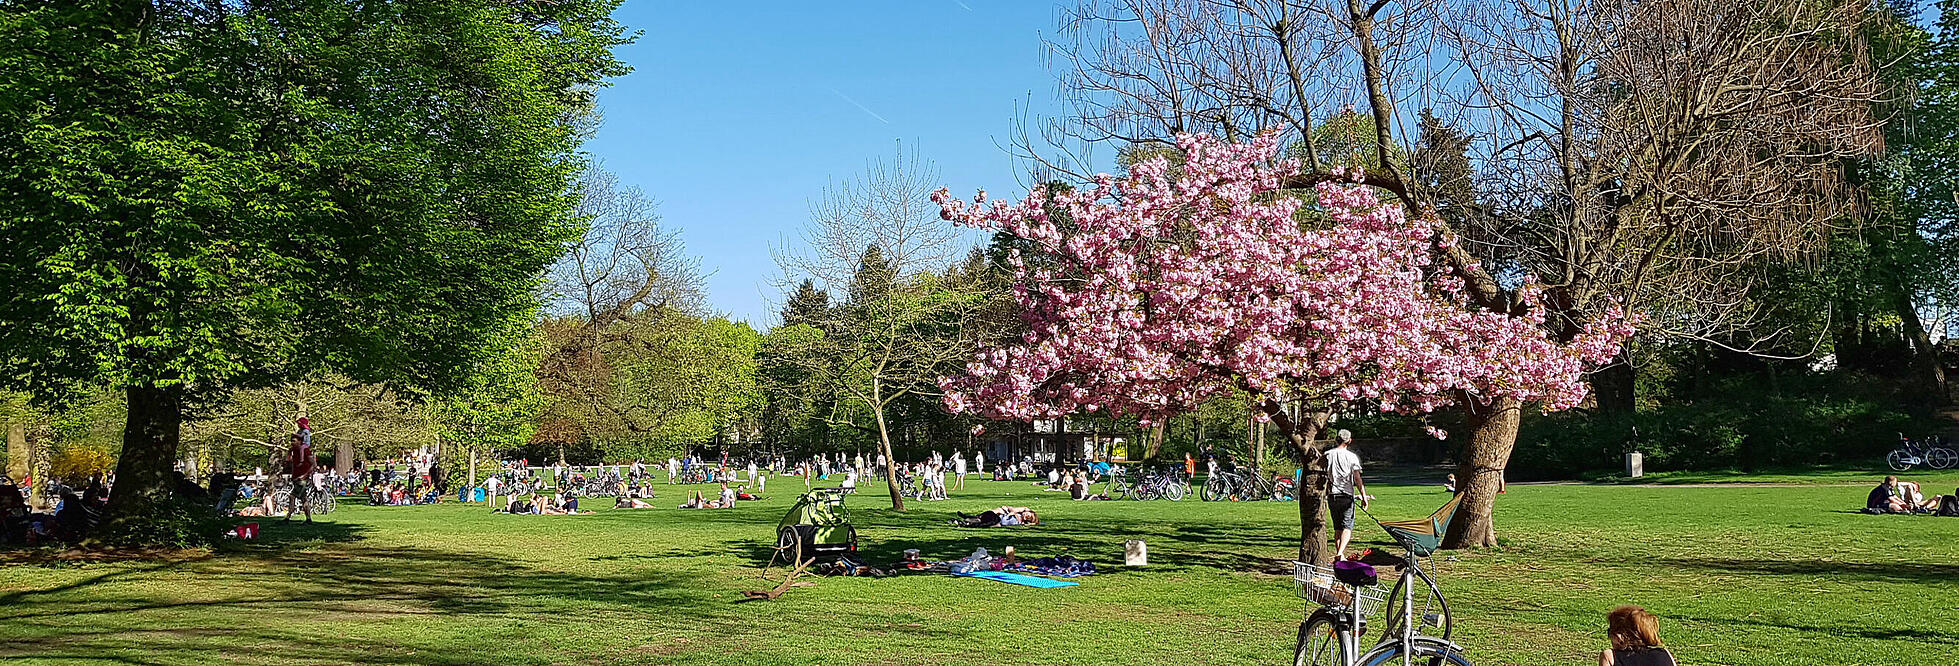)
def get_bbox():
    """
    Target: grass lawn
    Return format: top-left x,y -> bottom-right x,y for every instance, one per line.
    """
1,471 -> 1955,666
